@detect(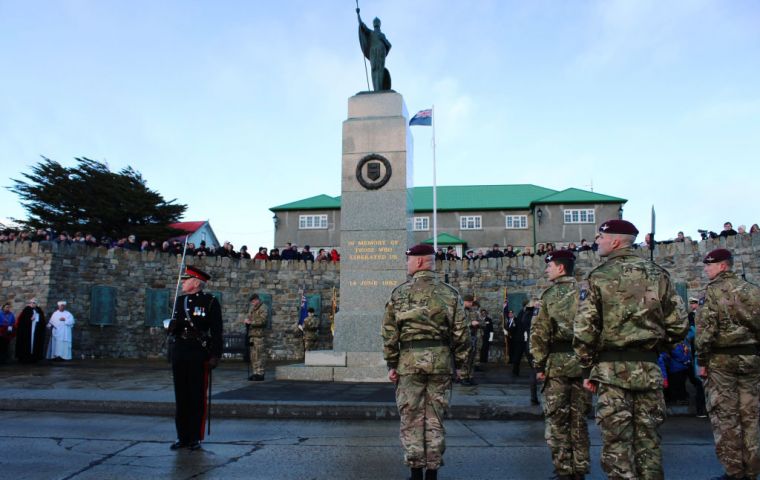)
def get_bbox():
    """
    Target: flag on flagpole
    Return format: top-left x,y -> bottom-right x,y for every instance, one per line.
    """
502,287 -> 509,319
330,286 -> 337,336
298,289 -> 308,326
409,108 -> 432,126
